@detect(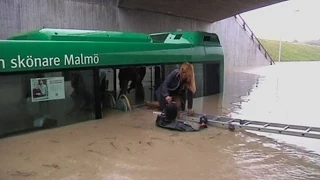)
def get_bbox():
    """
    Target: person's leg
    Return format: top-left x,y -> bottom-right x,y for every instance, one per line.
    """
158,95 -> 167,111
173,96 -> 182,119
118,79 -> 128,98
180,94 -> 186,111
145,101 -> 160,108
146,87 -> 163,110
